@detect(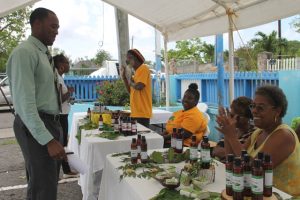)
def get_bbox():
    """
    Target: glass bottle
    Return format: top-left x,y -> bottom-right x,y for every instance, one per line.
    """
171,128 -> 177,149
175,128 -> 183,153
137,134 -> 142,160
251,159 -> 263,200
131,119 -> 137,135
257,152 -> 264,161
113,115 -> 119,133
127,117 -> 132,135
87,108 -> 91,121
201,136 -> 211,169
243,154 -> 252,198
141,136 -> 148,163
233,157 -> 244,200
226,154 -> 234,196
119,116 -> 123,134
131,138 -> 138,164
121,117 -> 126,136
263,154 -> 273,197
98,114 -> 103,131
189,135 -> 198,163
